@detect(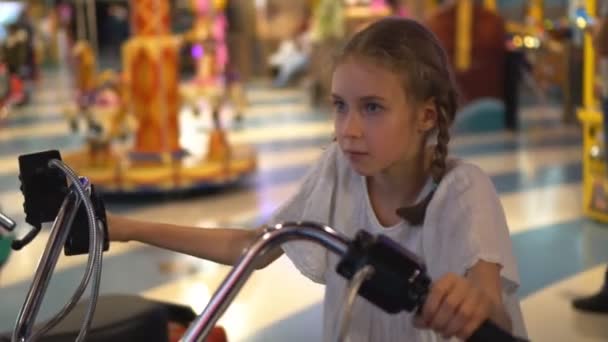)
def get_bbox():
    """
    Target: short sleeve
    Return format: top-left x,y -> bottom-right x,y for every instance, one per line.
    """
267,144 -> 339,284
423,163 -> 520,293
423,162 -> 528,338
